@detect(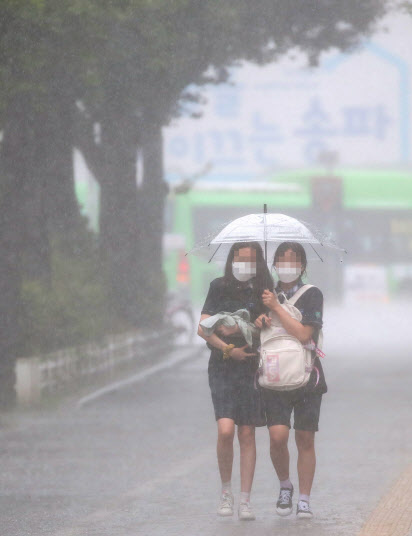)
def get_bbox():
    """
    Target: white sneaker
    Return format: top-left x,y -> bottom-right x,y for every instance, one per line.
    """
217,491 -> 234,516
296,500 -> 313,519
238,501 -> 256,521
